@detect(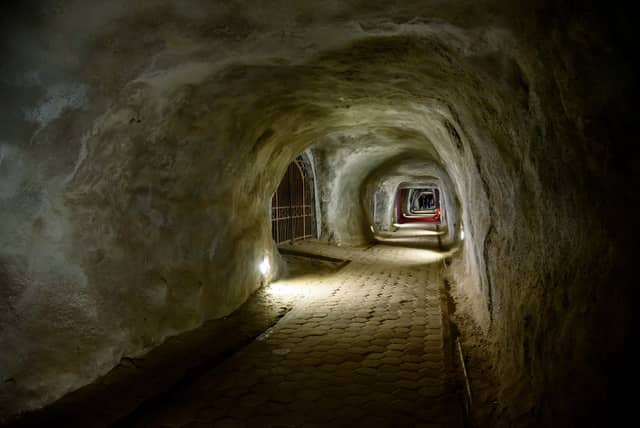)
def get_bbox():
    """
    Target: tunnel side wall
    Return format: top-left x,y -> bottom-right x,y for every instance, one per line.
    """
0,75 -> 295,416
446,14 -> 633,425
